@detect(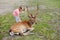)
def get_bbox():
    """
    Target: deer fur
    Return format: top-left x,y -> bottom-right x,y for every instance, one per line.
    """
9,14 -> 36,36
